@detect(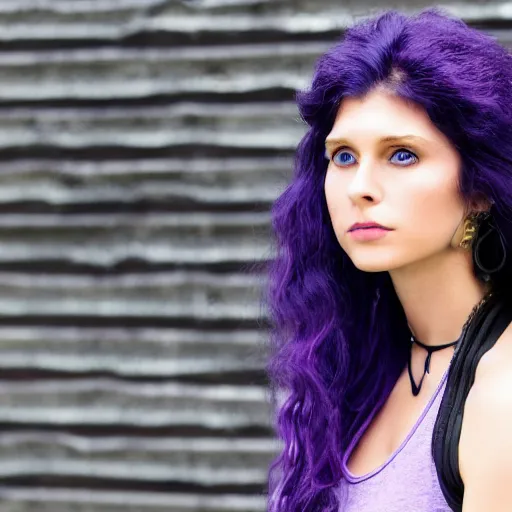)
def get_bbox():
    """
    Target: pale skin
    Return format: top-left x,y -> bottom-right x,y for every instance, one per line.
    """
324,87 -> 512,510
